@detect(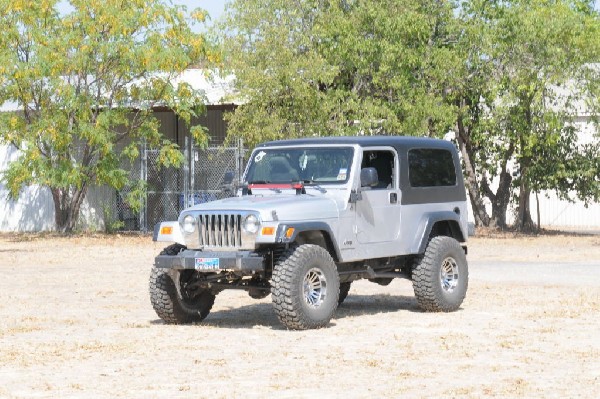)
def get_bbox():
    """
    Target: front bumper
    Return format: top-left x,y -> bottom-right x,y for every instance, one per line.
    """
154,250 -> 265,272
